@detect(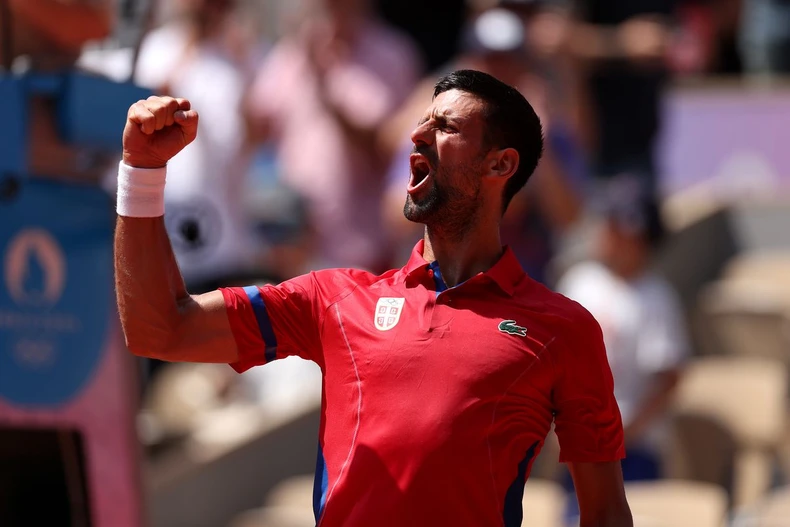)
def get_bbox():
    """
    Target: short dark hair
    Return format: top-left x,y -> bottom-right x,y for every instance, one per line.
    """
433,69 -> 544,213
